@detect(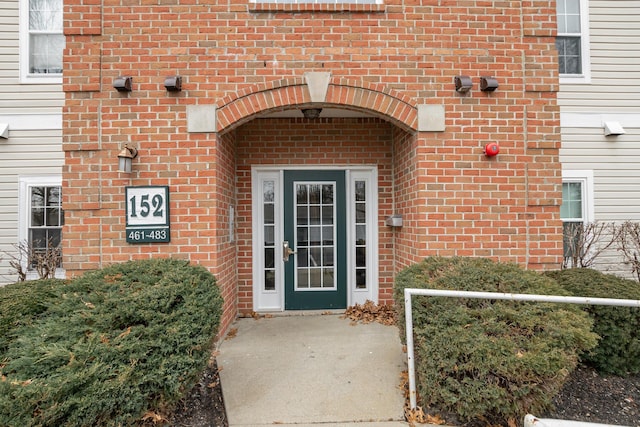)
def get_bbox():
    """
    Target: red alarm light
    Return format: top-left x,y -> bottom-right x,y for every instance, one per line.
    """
484,143 -> 500,157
